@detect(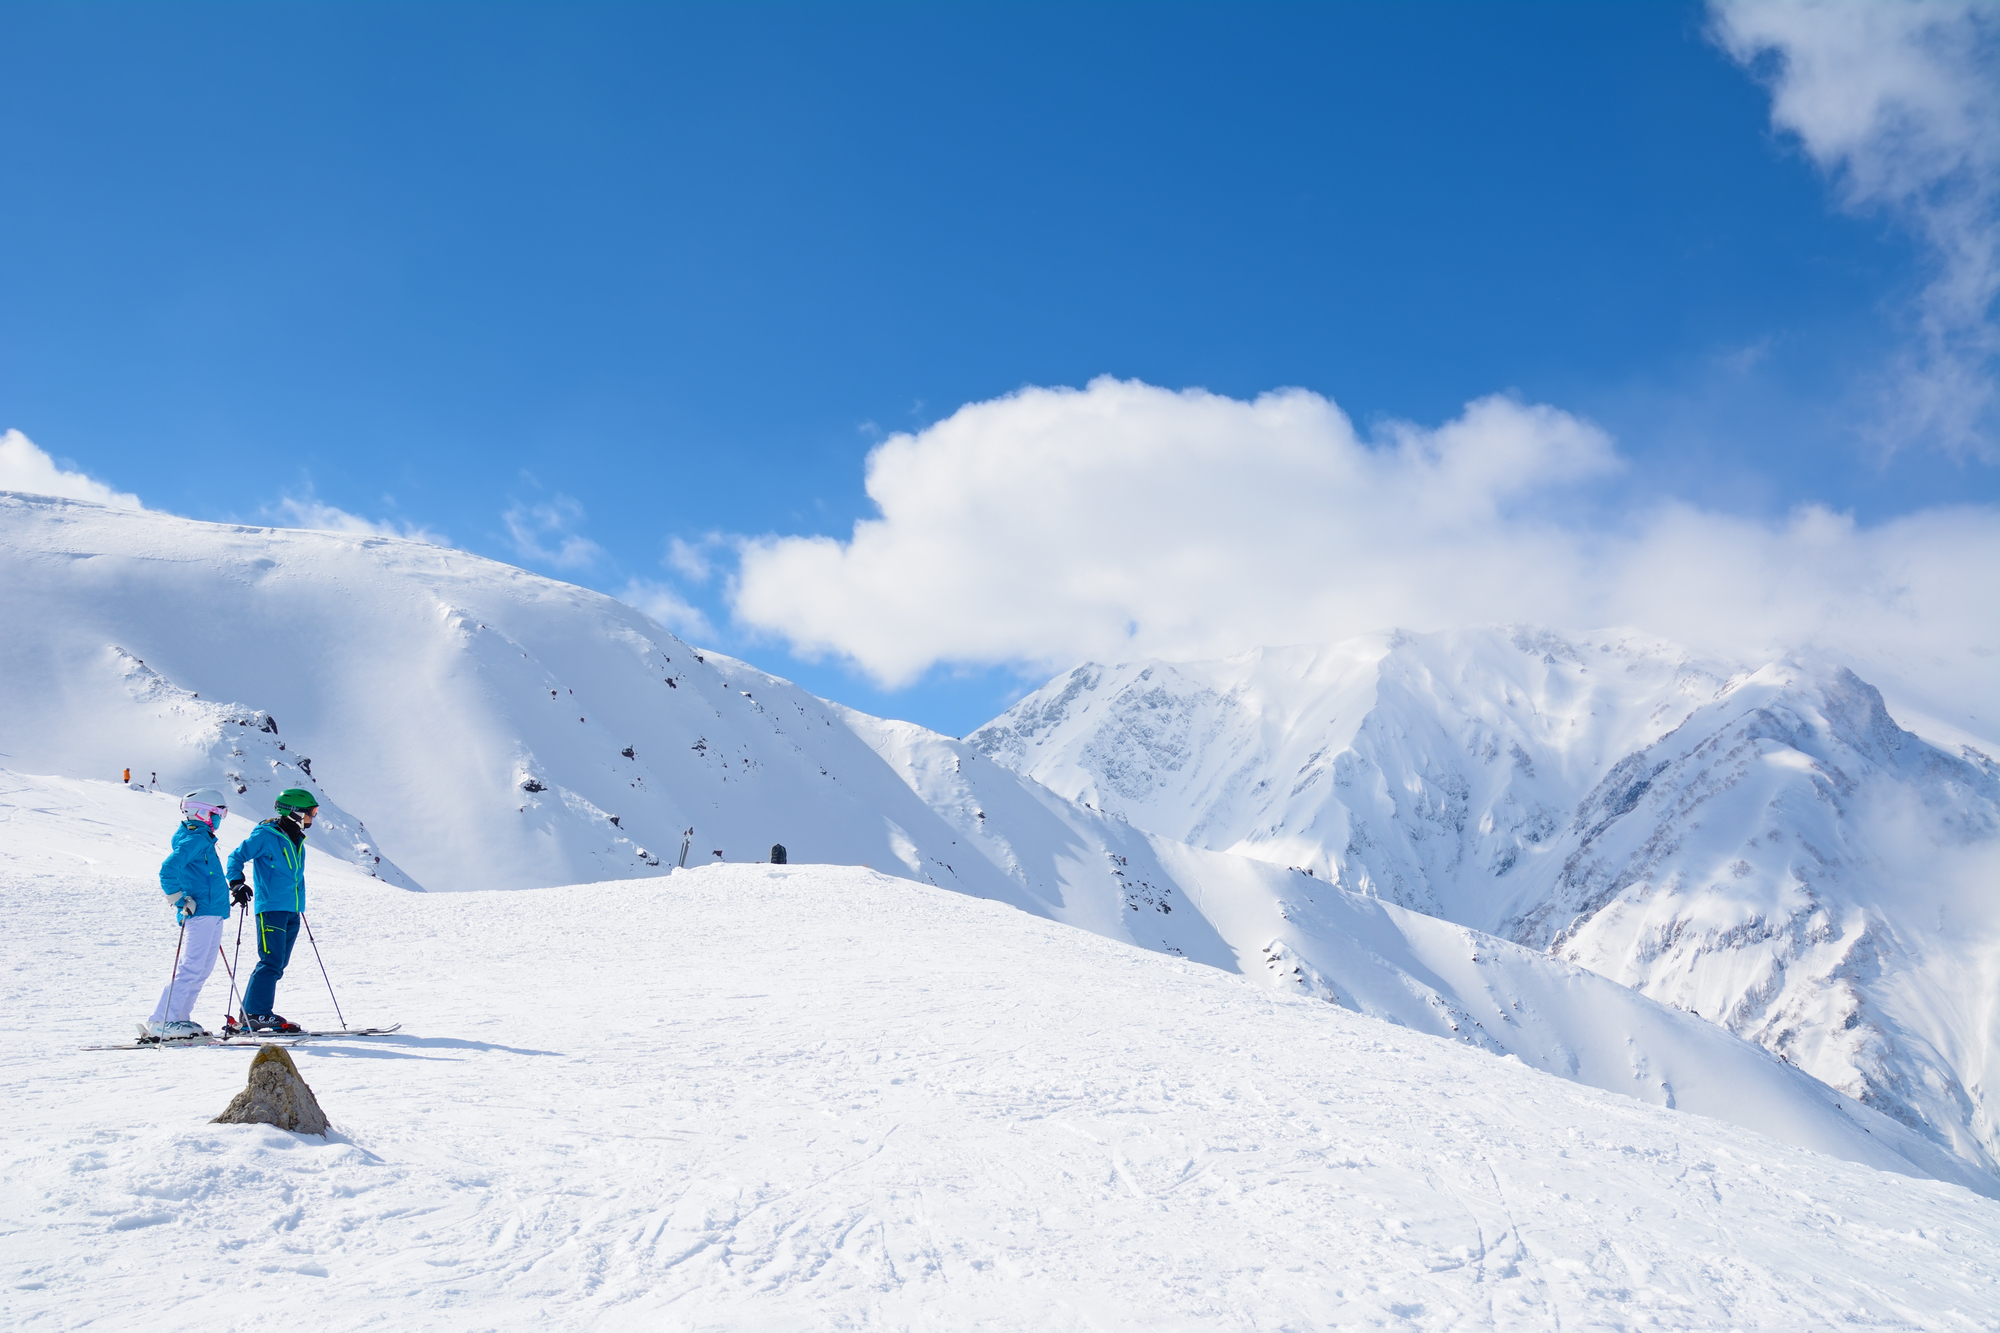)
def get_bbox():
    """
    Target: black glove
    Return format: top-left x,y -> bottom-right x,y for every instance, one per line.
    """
229,880 -> 251,907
